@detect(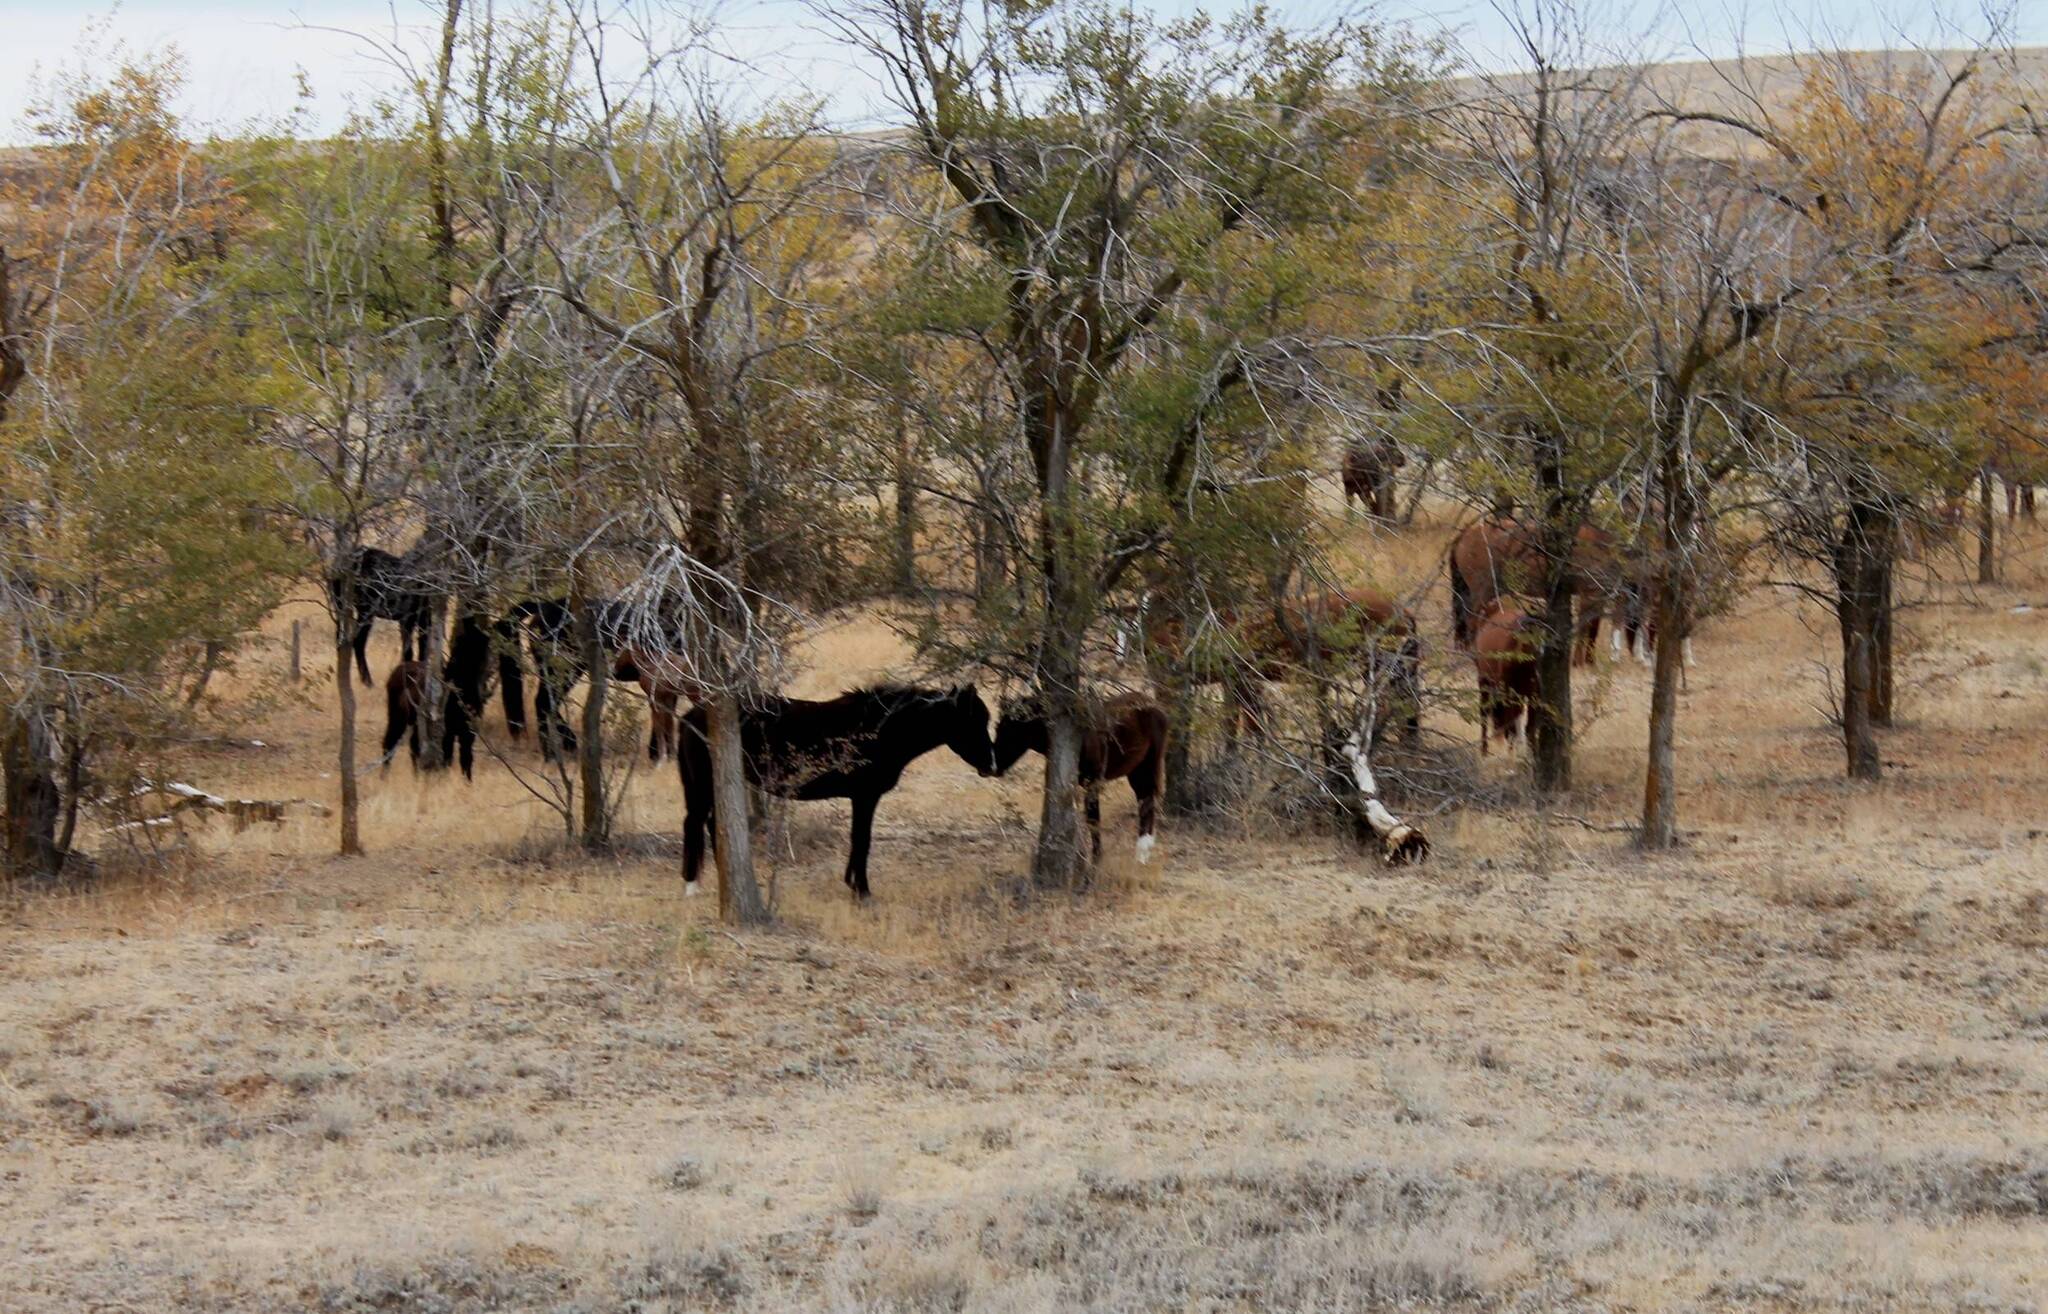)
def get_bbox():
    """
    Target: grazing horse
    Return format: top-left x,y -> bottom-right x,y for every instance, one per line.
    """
993,692 -> 1168,865
377,613 -> 492,778
500,597 -> 638,759
1446,518 -> 1615,665
1470,601 -> 1542,756
1341,435 -> 1406,521
676,684 -> 998,899
329,545 -> 435,686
